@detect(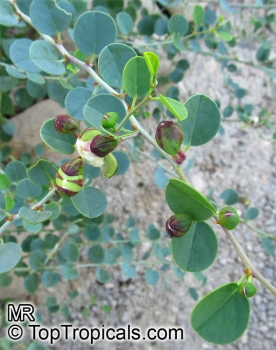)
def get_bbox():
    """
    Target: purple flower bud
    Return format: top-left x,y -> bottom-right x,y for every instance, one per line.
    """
90,135 -> 118,157
166,213 -> 193,238
54,115 -> 79,134
155,121 -> 184,156
55,157 -> 84,198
